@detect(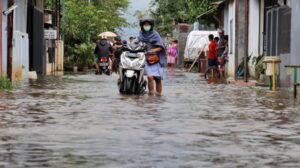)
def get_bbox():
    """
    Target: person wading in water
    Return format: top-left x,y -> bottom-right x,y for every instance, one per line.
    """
137,17 -> 166,96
